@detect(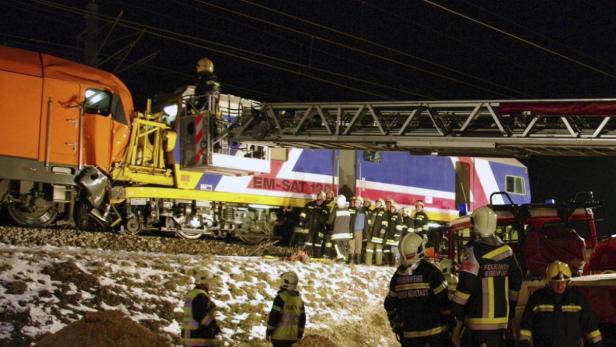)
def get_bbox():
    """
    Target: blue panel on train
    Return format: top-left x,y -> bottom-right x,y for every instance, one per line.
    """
358,151 -> 454,192
292,149 -> 334,175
